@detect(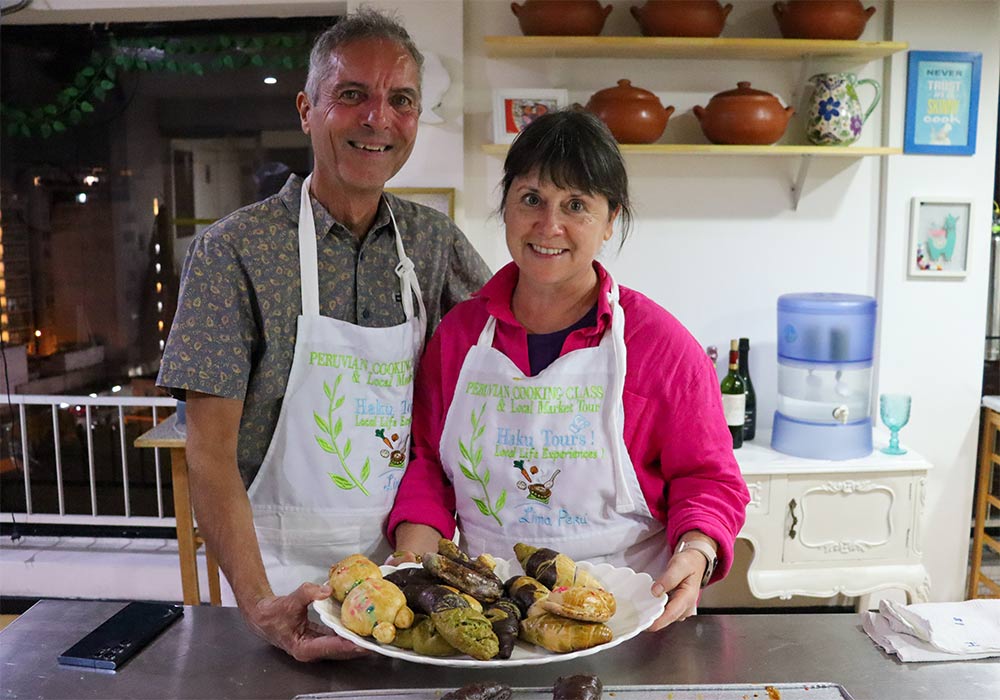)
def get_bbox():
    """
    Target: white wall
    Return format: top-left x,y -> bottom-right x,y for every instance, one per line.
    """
462,0 -> 1000,604
877,0 -> 1000,601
